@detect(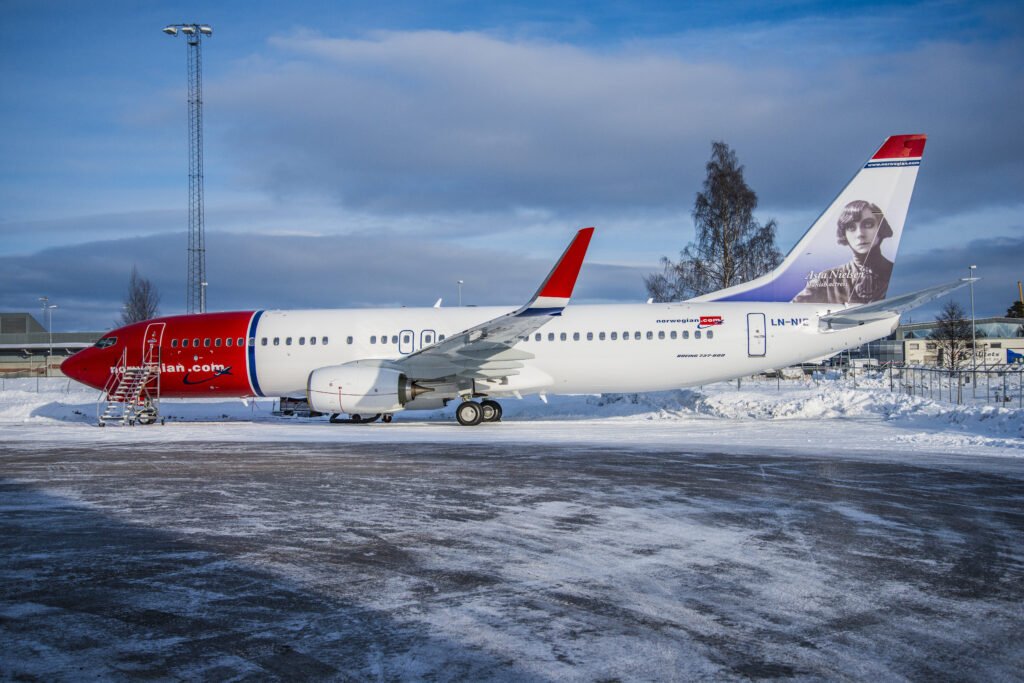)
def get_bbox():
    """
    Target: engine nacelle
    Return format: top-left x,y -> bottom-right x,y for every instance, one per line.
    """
306,365 -> 426,415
